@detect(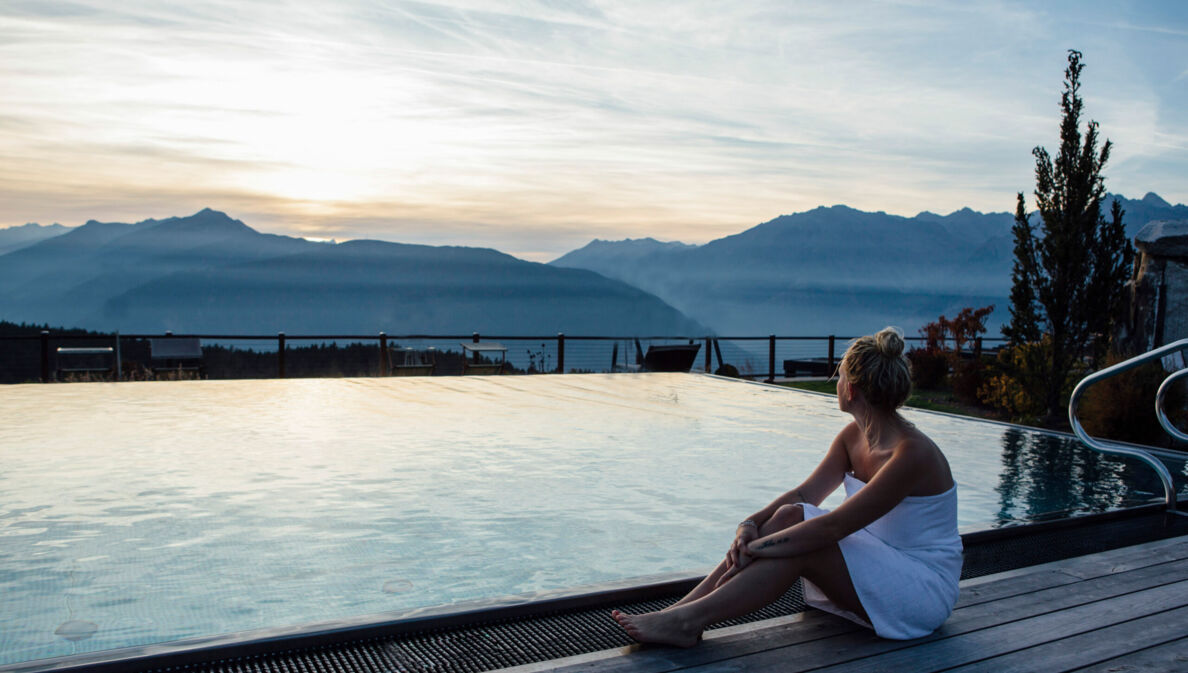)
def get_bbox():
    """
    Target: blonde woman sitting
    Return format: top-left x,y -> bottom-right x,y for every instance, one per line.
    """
612,327 -> 962,646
